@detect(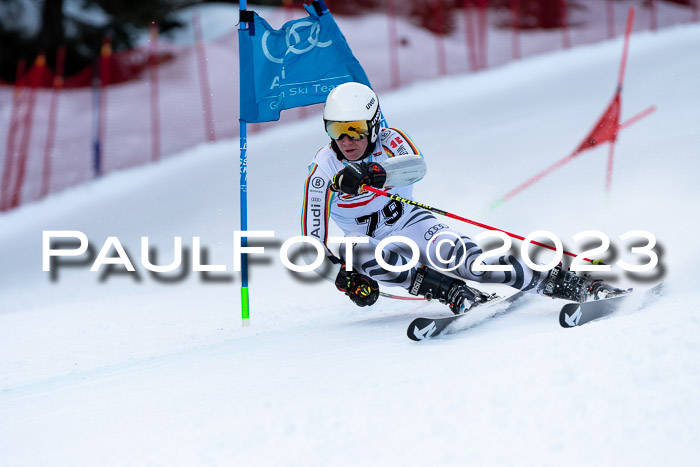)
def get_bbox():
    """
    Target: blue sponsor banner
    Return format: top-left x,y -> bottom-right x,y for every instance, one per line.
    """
239,4 -> 371,123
